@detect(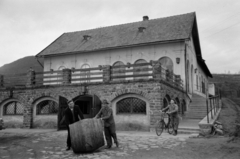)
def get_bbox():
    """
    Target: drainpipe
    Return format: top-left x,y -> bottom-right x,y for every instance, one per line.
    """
184,41 -> 187,93
36,57 -> 43,68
